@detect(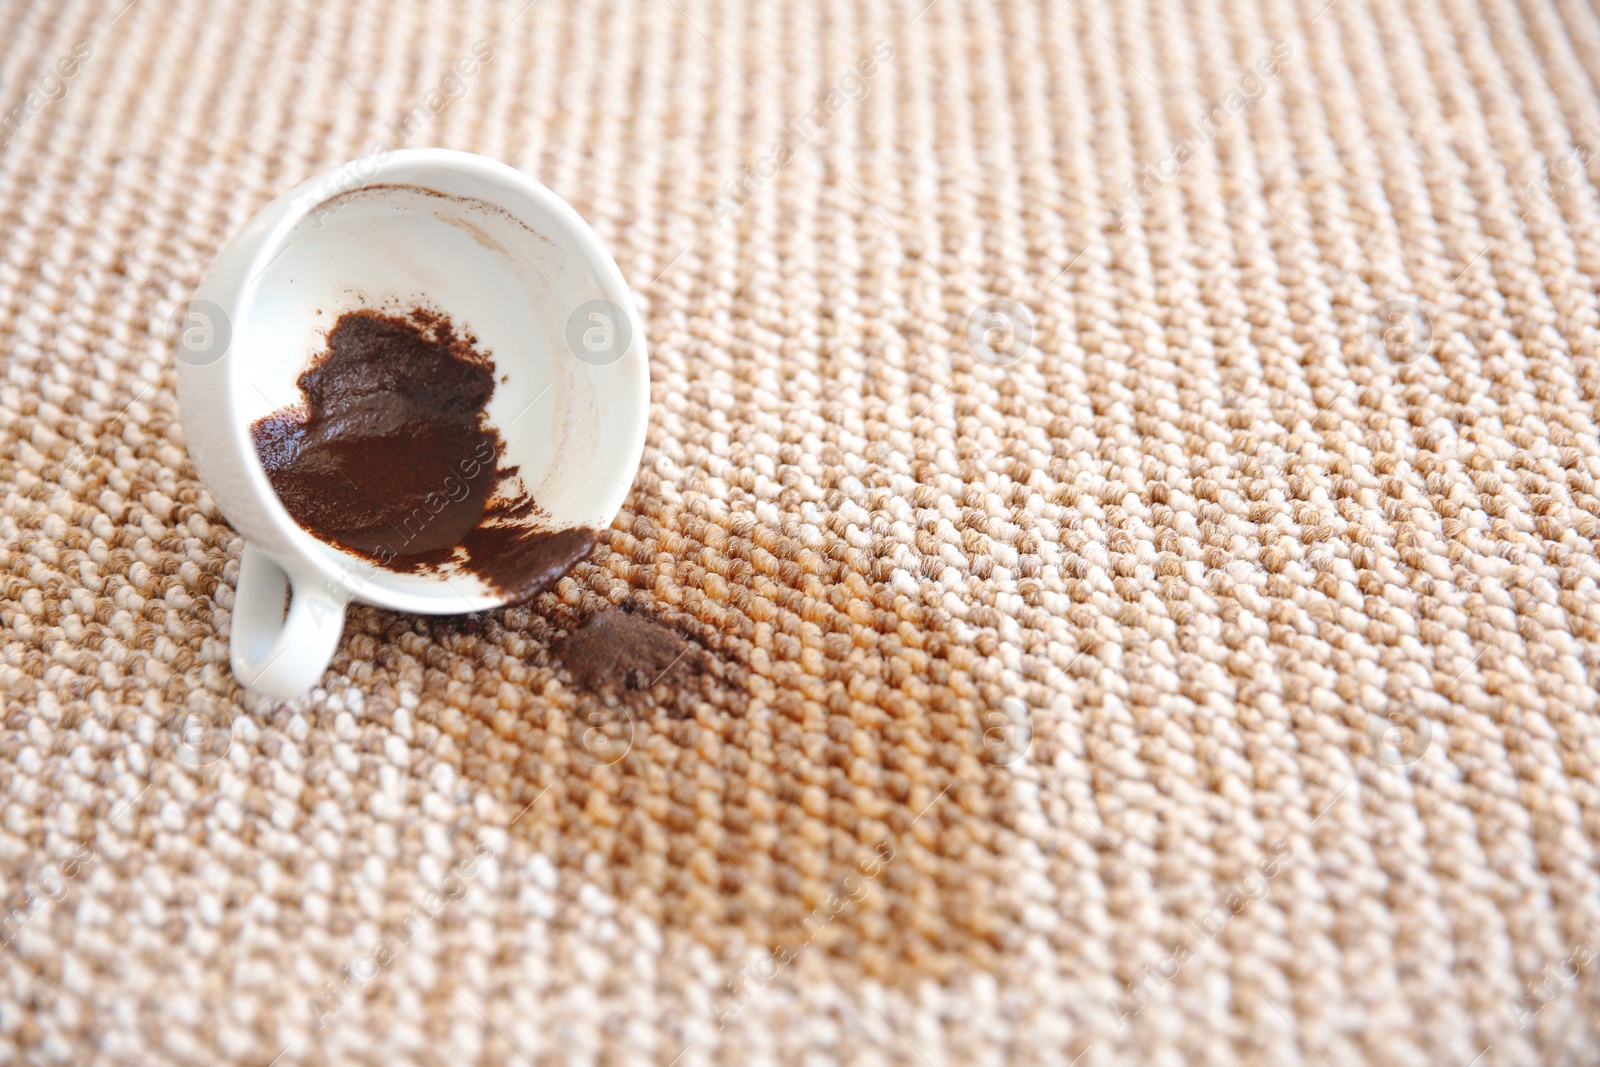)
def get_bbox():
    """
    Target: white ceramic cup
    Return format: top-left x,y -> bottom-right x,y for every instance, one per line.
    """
175,149 -> 649,701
